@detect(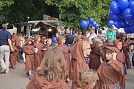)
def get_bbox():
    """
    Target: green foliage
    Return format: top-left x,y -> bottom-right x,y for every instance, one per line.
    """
45,0 -> 111,29
0,0 -> 112,30
0,0 -> 13,10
